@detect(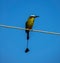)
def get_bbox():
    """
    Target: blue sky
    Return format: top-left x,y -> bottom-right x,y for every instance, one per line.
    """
0,0 -> 60,63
